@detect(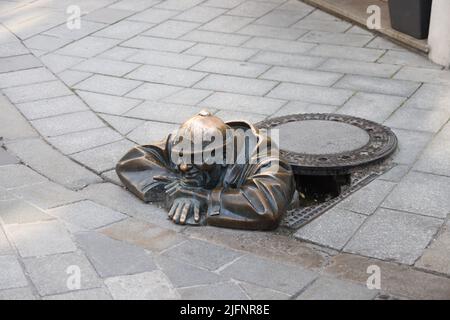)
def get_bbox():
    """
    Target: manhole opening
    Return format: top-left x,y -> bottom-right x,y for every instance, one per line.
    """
295,173 -> 350,206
